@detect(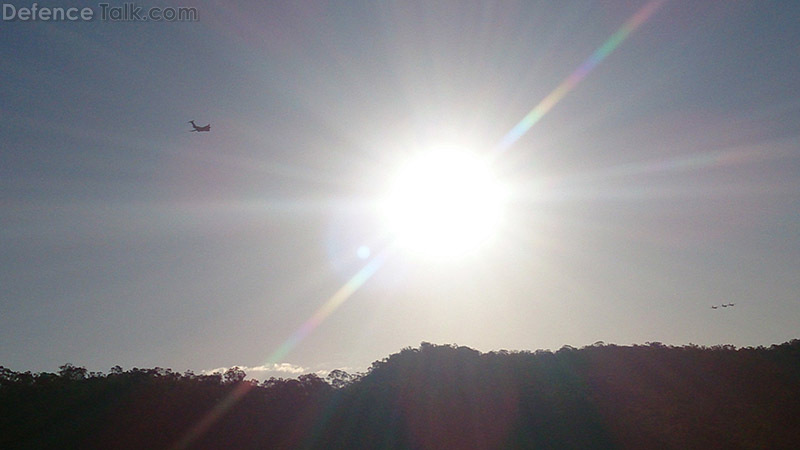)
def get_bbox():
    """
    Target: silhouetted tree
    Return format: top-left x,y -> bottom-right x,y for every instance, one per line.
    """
223,366 -> 247,384
58,363 -> 87,381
